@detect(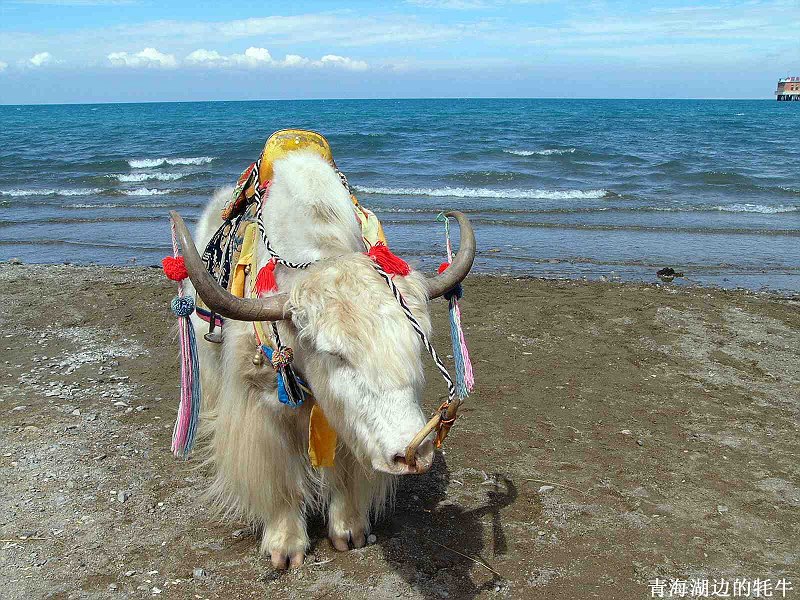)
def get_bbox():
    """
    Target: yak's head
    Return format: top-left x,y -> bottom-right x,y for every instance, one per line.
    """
288,254 -> 434,474
170,151 -> 474,476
